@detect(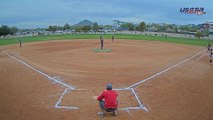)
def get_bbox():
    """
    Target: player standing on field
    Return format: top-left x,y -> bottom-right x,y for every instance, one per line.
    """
210,48 -> 212,64
19,37 -> 22,47
100,36 -> 104,50
207,42 -> 211,52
